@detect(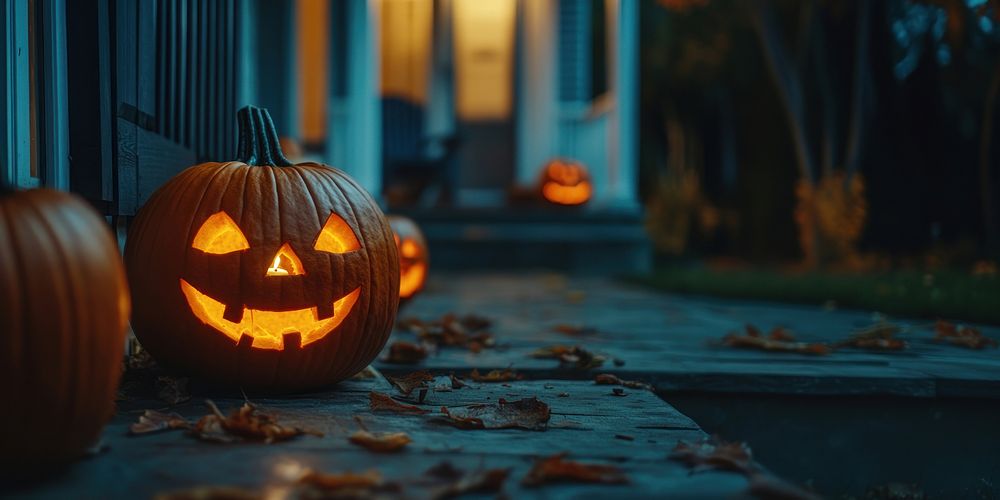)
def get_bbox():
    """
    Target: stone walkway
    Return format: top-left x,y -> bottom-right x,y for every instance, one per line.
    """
13,273 -> 1000,498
